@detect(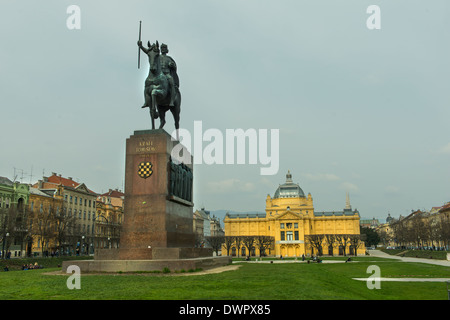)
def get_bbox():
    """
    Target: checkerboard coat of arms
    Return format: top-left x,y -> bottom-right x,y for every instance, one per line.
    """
138,161 -> 153,179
